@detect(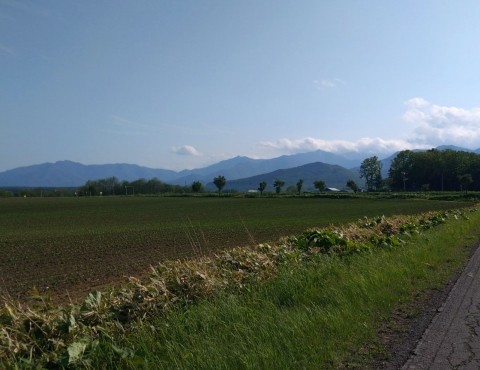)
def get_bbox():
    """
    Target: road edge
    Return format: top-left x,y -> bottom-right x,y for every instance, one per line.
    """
377,241 -> 480,369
